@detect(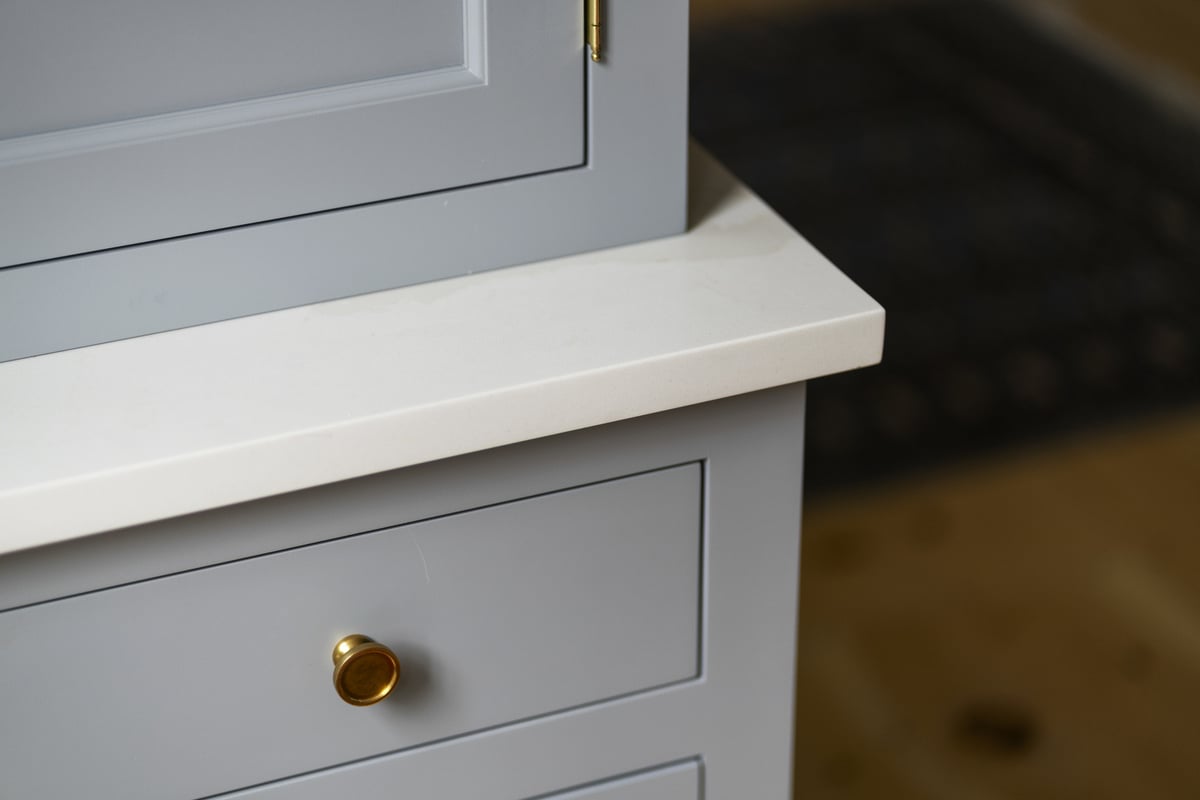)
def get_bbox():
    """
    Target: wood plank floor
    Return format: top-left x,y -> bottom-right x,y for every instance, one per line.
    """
780,2 -> 1200,795
1032,0 -> 1200,88
795,410 -> 1200,798
690,2 -> 1200,795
